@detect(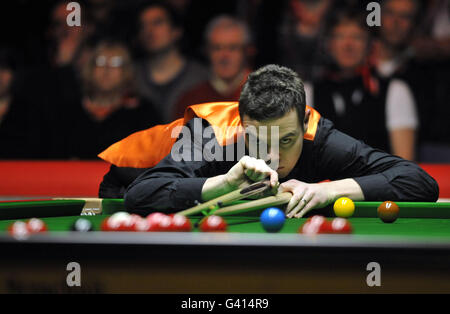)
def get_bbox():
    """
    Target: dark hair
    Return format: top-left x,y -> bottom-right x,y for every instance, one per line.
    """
324,8 -> 371,39
137,0 -> 182,28
239,64 -> 306,125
